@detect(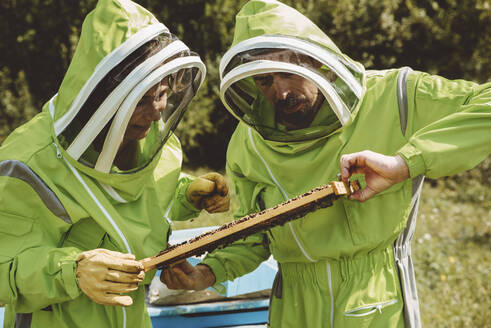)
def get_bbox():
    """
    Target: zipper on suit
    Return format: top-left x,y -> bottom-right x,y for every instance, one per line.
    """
344,299 -> 398,317
326,261 -> 334,327
247,128 -> 338,327
52,140 -> 131,328
248,128 -> 315,263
